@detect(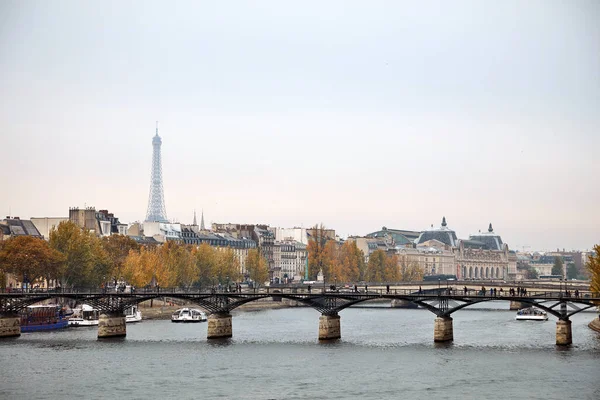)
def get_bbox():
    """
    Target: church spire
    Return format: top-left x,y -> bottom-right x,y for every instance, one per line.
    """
200,209 -> 205,230
193,209 -> 197,226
